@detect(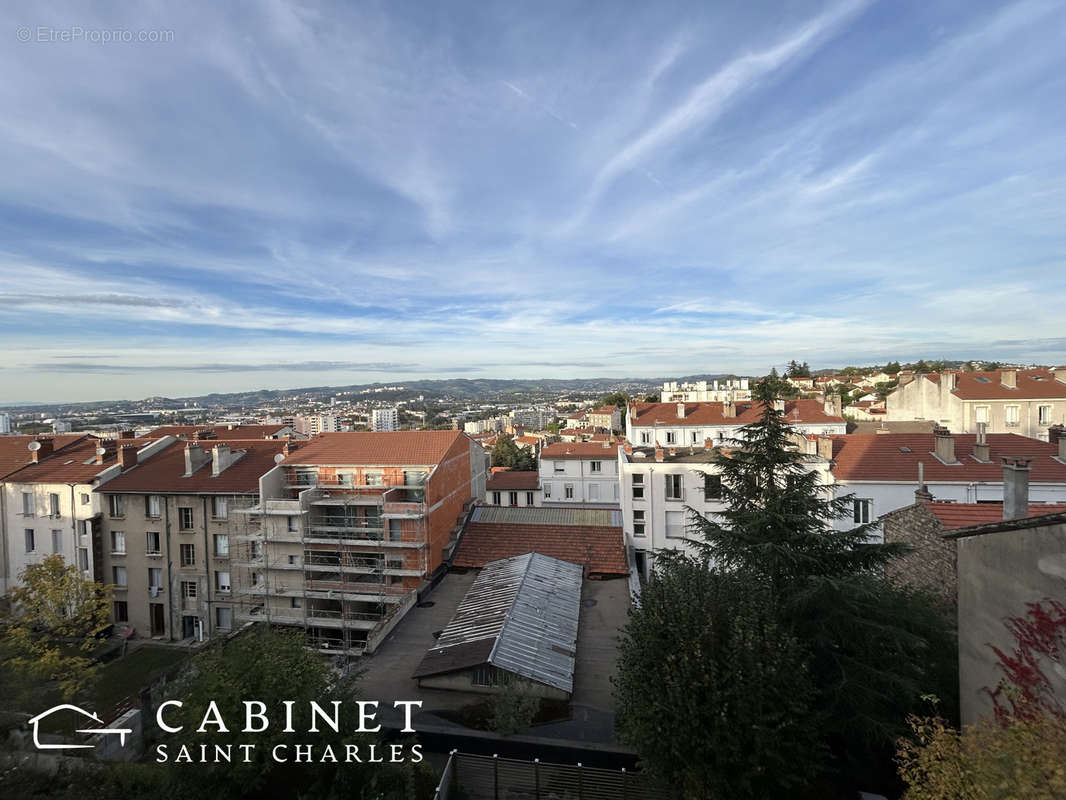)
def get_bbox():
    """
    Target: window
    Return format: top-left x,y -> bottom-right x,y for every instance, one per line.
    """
639,432 -> 651,444
180,543 -> 195,567
691,431 -> 700,444
388,519 -> 403,542
365,472 -> 383,486
666,432 -> 676,444
471,665 -> 501,687
148,568 -> 163,592
526,491 -> 534,505
111,531 -> 126,554
113,601 -> 128,623
49,493 -> 60,517
508,491 -> 518,506
288,554 -> 299,566
553,461 -> 565,473
853,499 -> 872,524
78,548 -> 88,571
287,516 -> 299,532
211,496 -> 228,519
665,474 -> 683,500
214,534 -> 229,557
250,571 -> 261,587
704,475 -> 723,500
216,607 -> 233,629
24,529 -> 35,553
564,484 -> 574,499
665,510 -> 684,538
181,581 -> 198,599
291,596 -> 303,608
80,493 -> 90,505
543,483 -> 552,499
1038,405 -> 1052,426
178,507 -> 194,530
589,483 -> 600,501
216,571 -> 231,592
590,461 -> 602,473
146,531 -> 161,555
633,510 -> 646,537
491,491 -> 501,505
975,406 -> 990,424
109,495 -> 125,518
1005,405 -> 1020,427
112,566 -> 127,587
632,473 -> 644,499
145,495 -> 161,518
22,492 -> 33,516
51,529 -> 63,554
